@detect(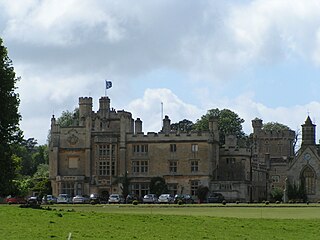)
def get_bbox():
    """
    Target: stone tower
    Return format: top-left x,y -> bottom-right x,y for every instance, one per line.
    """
301,116 -> 316,146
